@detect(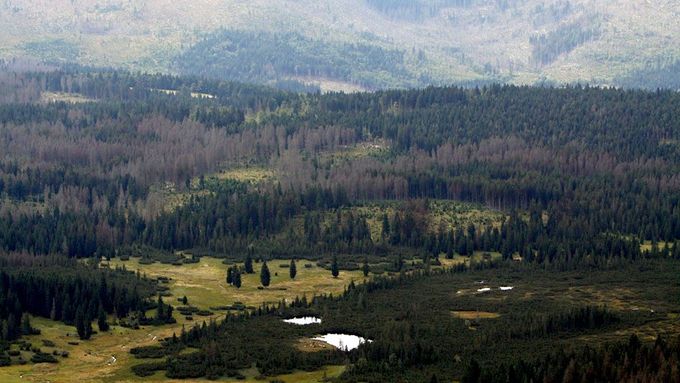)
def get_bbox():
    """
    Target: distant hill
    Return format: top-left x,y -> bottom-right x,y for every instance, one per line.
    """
1,0 -> 679,91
